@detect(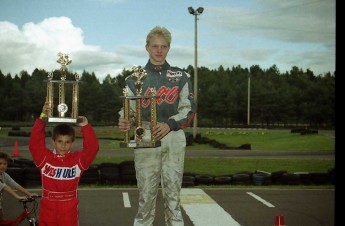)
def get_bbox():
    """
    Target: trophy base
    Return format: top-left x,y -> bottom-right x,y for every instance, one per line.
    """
42,117 -> 81,123
120,140 -> 161,148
